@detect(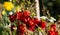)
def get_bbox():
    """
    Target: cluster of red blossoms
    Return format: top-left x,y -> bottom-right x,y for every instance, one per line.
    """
48,24 -> 58,35
9,11 -> 47,35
